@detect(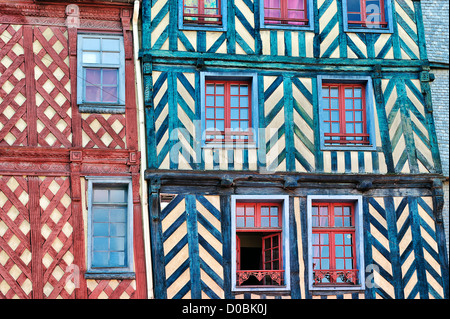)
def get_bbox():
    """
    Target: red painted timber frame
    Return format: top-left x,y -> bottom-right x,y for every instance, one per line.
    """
0,1 -> 147,299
